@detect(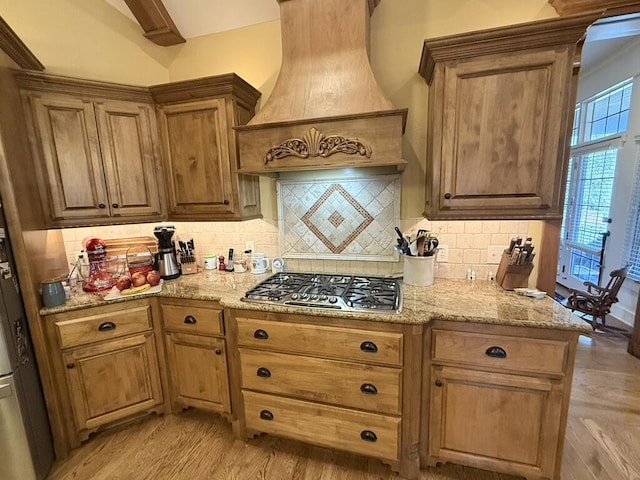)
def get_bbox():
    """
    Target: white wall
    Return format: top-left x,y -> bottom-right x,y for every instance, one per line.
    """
576,37 -> 640,325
